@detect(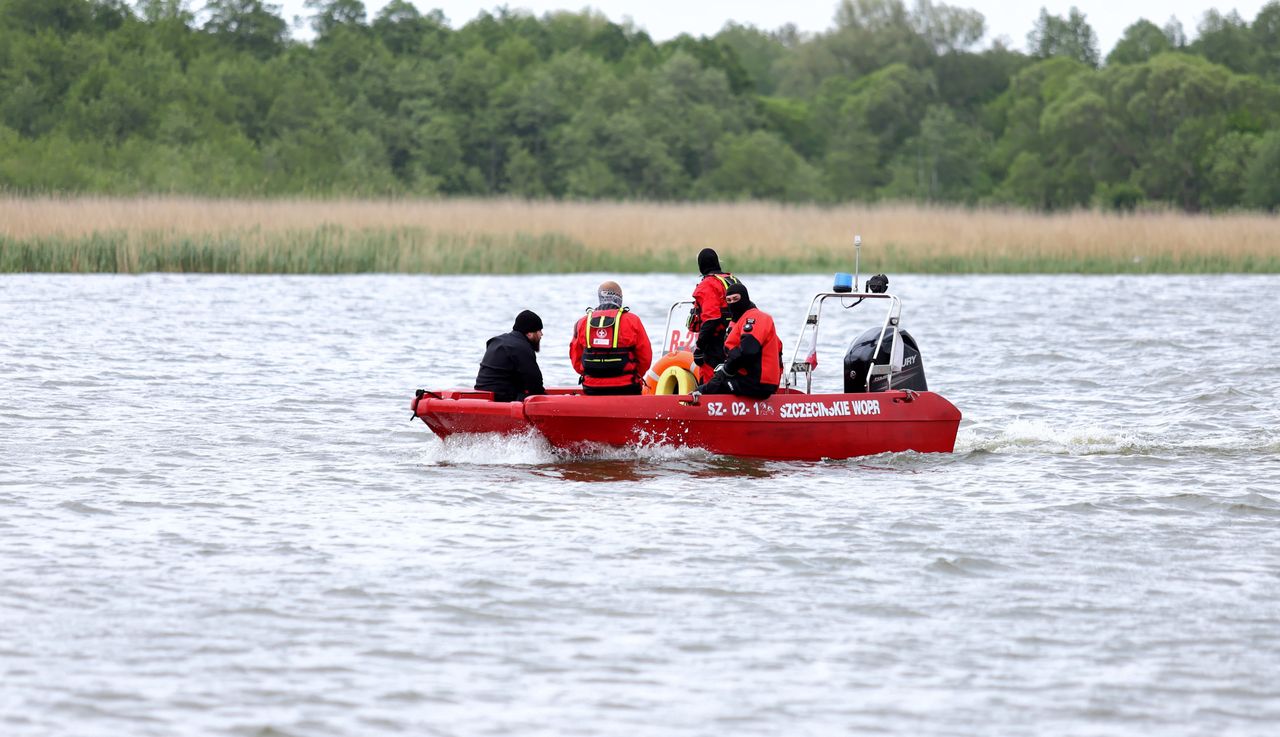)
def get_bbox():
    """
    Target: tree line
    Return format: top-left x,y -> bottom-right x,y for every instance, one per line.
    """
1,0 -> 1279,211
